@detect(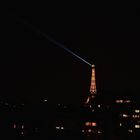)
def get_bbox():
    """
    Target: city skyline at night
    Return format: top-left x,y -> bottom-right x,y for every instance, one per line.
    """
1,7 -> 140,105
1,6 -> 140,139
